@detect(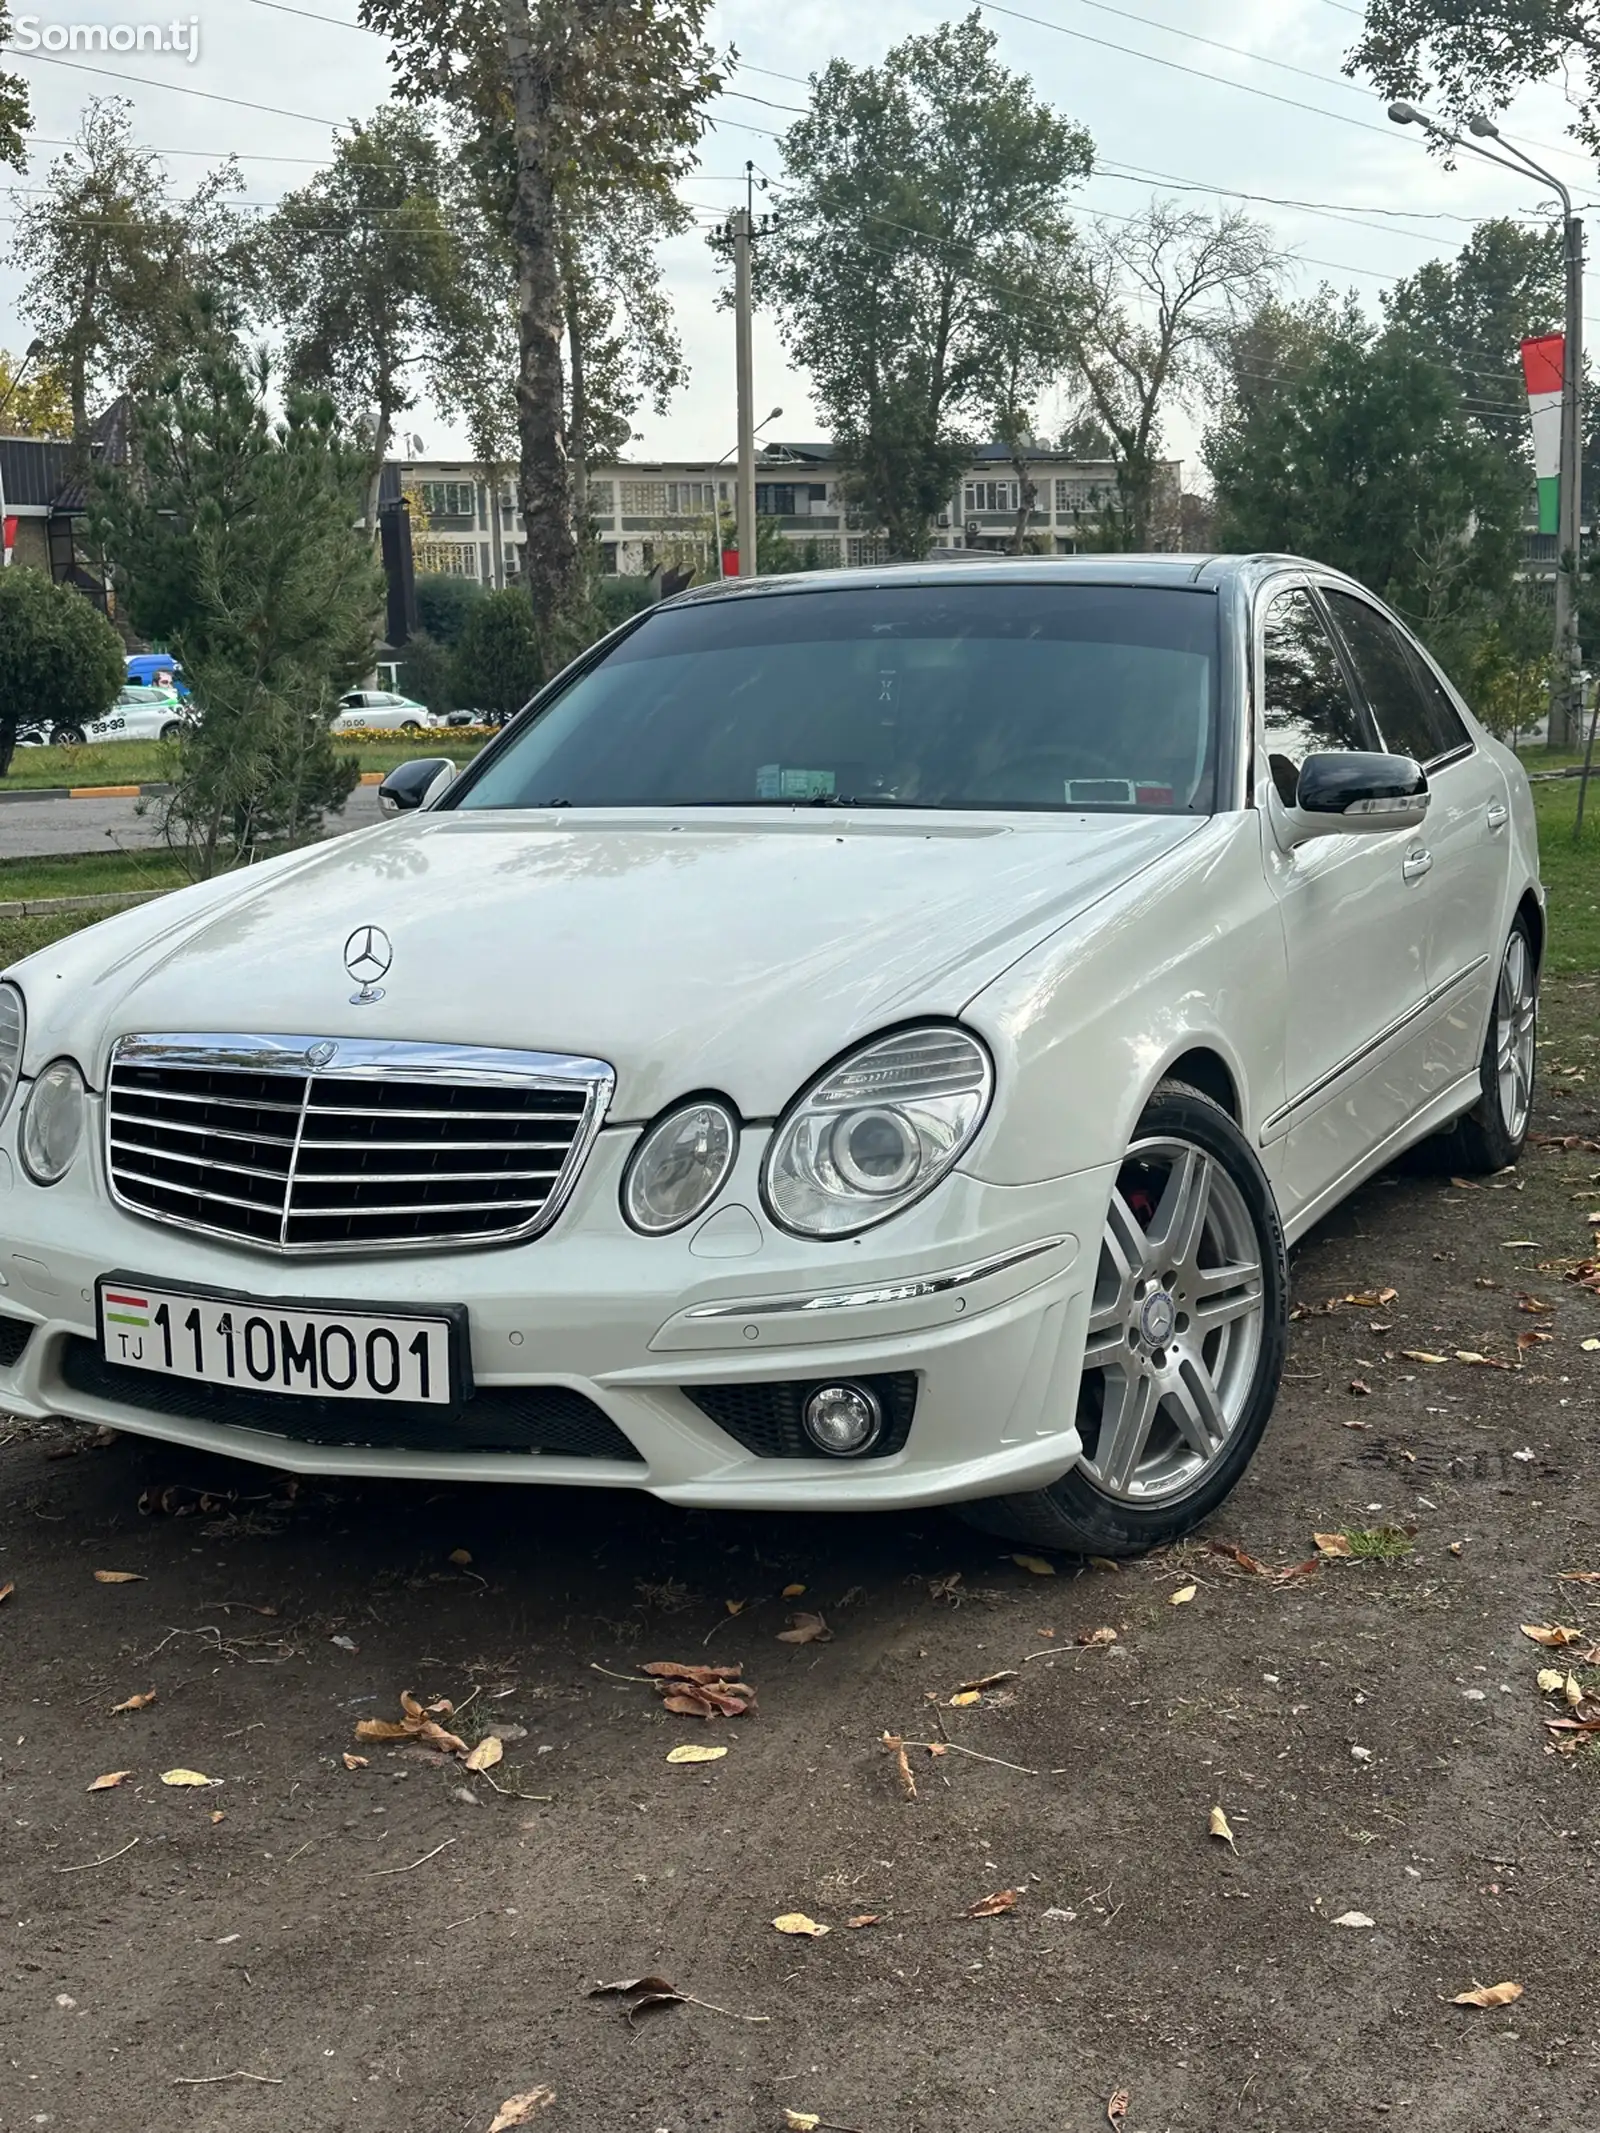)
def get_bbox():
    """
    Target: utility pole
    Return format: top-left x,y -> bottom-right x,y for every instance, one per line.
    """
732,182 -> 758,579
1557,209 -> 1585,749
